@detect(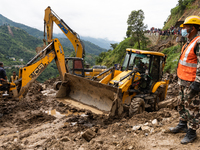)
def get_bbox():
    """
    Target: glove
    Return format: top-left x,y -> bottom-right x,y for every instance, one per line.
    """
190,81 -> 200,92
